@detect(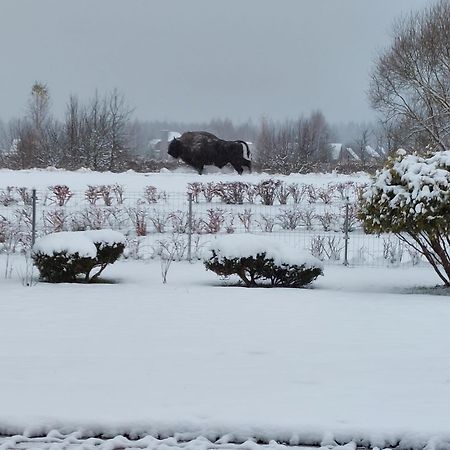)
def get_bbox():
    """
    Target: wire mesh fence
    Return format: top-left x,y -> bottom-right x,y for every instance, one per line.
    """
0,184 -> 425,267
